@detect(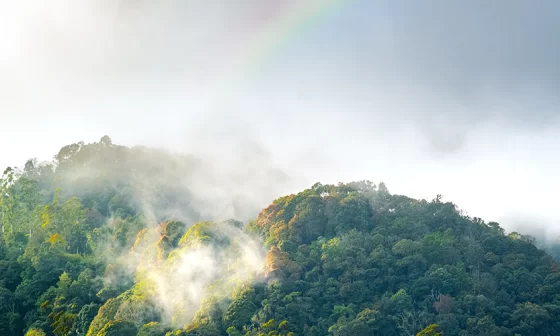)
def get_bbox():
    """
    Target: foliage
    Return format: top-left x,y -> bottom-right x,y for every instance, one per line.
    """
96,319 -> 137,336
417,324 -> 443,336
25,329 -> 46,336
1,138 -> 560,336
